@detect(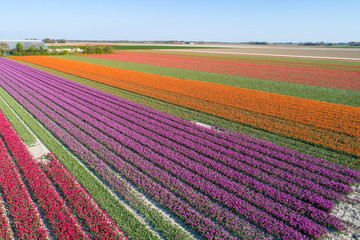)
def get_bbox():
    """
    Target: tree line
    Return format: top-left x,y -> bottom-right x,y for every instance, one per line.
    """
10,42 -> 49,56
43,38 -> 66,43
0,42 -> 113,56
77,45 -> 113,54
